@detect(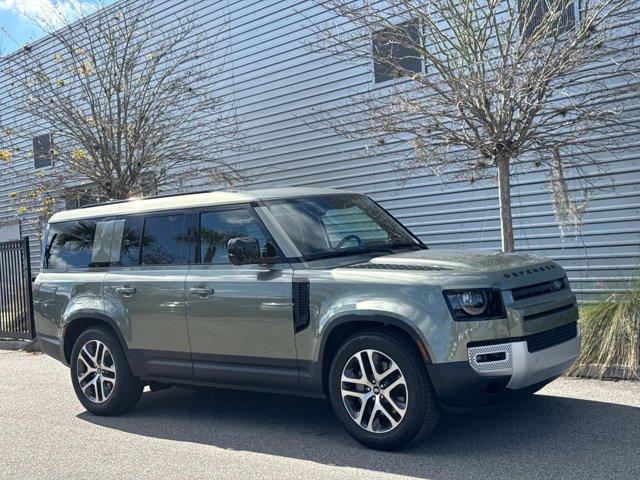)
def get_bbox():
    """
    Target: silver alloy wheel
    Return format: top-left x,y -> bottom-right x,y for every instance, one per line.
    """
340,349 -> 408,433
76,340 -> 116,404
